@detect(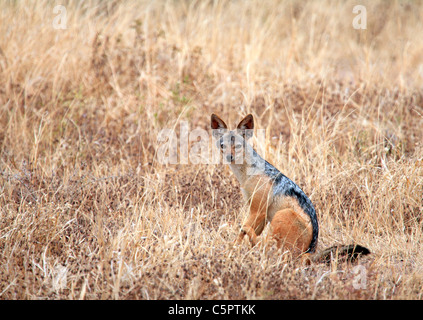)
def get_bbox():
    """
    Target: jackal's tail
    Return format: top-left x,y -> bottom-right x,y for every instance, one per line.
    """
312,244 -> 370,264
